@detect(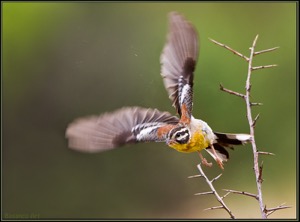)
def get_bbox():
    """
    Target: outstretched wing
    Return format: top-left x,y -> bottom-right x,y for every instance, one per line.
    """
66,107 -> 179,153
160,12 -> 199,121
